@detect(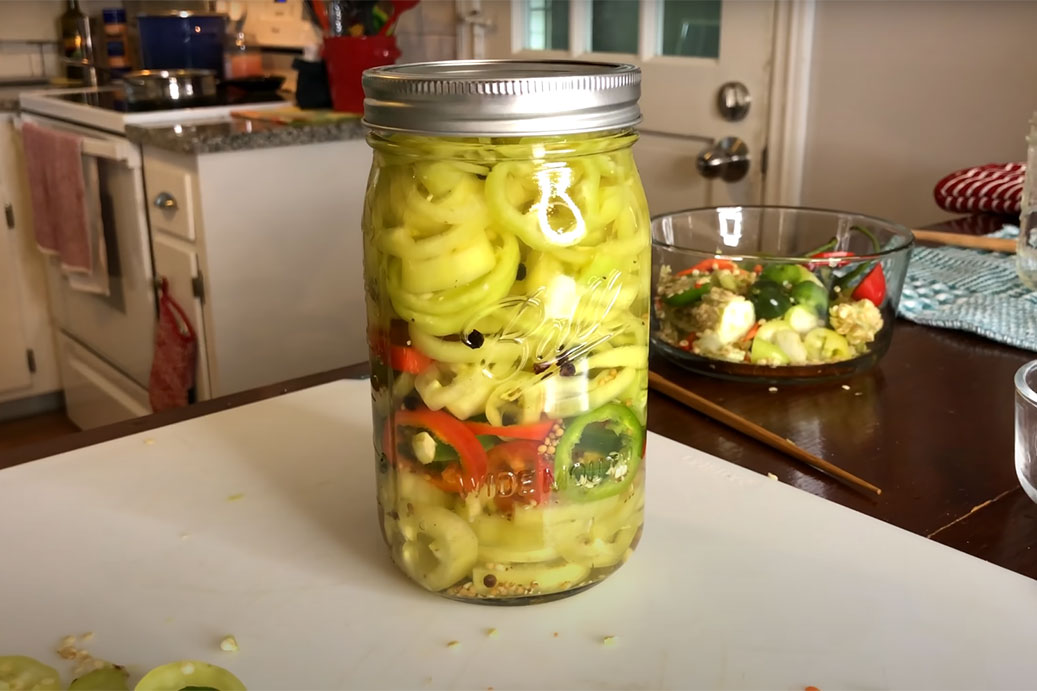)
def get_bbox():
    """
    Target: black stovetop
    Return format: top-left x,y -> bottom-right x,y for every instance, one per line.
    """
53,87 -> 283,113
